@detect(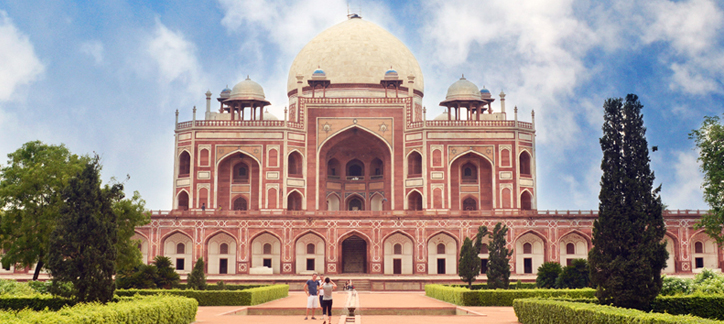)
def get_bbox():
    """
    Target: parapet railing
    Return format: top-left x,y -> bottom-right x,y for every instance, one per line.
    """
149,209 -> 708,218
176,119 -> 286,129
